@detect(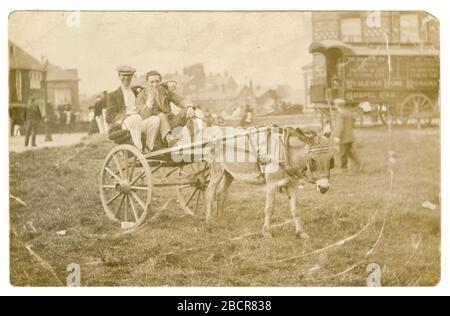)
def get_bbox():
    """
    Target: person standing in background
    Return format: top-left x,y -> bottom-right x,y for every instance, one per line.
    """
101,91 -> 108,132
9,106 -> 25,136
44,102 -> 54,142
87,105 -> 99,135
64,103 -> 73,134
240,104 -> 253,128
24,98 -> 42,147
94,91 -> 108,133
334,98 -> 364,172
